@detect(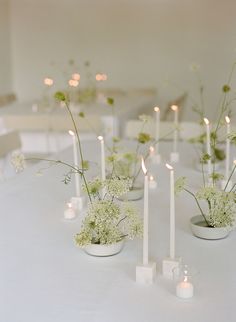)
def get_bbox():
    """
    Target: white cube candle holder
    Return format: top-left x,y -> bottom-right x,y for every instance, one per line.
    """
70,195 -> 86,211
221,180 -> 233,192
136,262 -> 157,284
162,257 -> 181,279
170,152 -> 179,163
